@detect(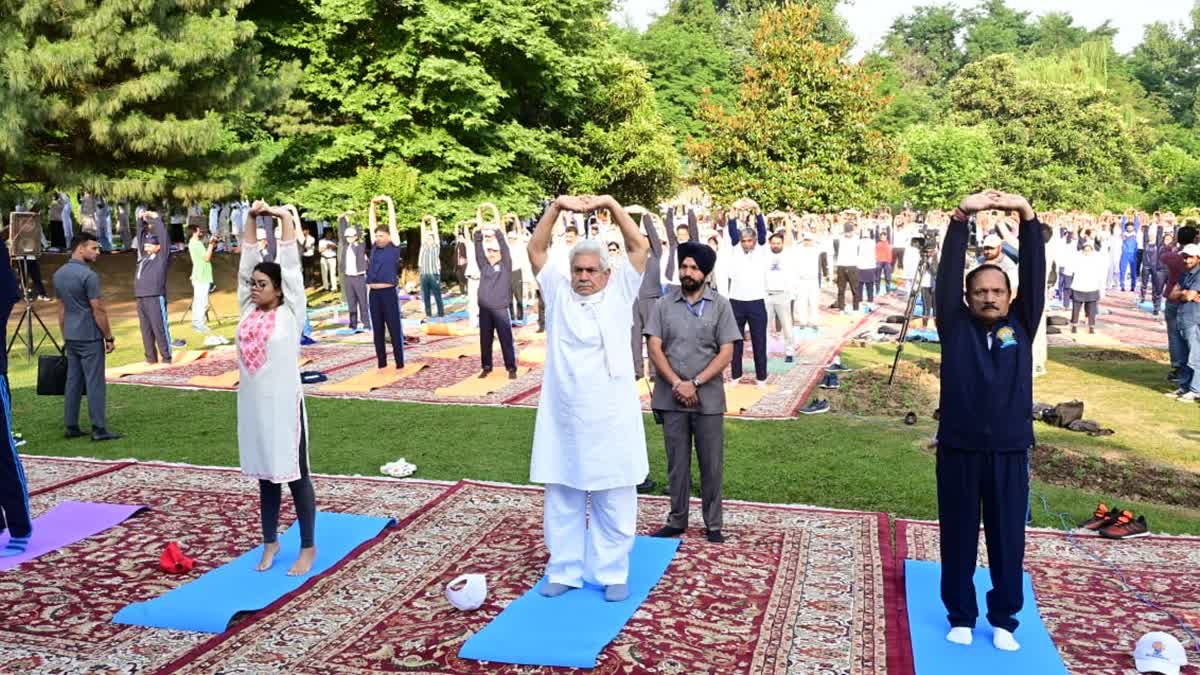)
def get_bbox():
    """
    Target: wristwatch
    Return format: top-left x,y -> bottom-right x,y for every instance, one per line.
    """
104,336 -> 114,343
691,377 -> 701,387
